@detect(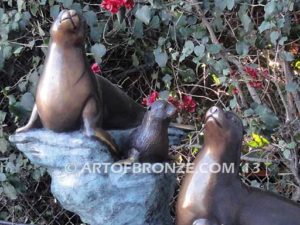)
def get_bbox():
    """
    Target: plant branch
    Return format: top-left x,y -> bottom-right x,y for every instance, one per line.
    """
190,1 -> 261,105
